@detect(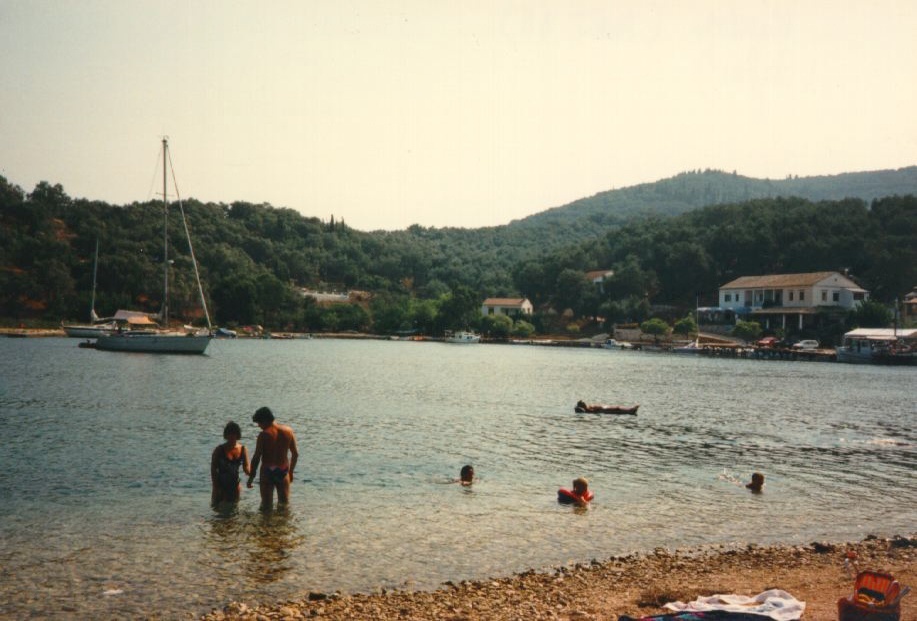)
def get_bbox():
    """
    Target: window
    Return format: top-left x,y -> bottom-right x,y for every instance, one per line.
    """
821,290 -> 827,302
789,291 -> 795,301
799,290 -> 805,301
832,291 -> 839,302
724,293 -> 732,302
854,292 -> 865,301
488,308 -> 494,315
